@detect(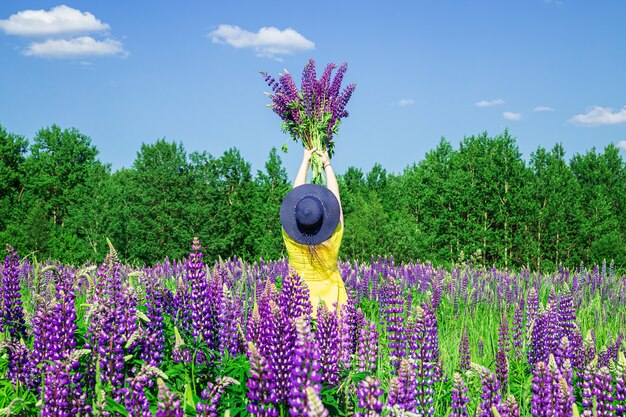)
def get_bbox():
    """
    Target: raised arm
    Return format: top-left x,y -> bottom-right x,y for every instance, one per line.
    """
318,151 -> 344,227
293,148 -> 314,188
